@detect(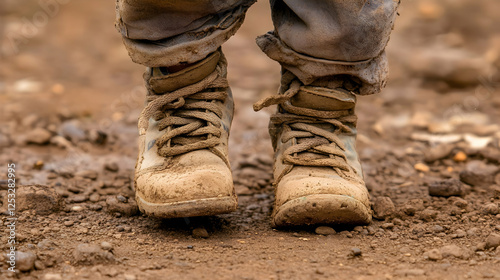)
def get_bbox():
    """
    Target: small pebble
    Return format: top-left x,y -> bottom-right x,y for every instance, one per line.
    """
428,179 -> 469,197
26,128 -> 52,145
453,151 -> 467,162
456,229 -> 467,238
315,226 -> 336,235
192,227 -> 209,239
432,225 -> 444,233
33,160 -> 44,170
426,248 -> 443,261
485,233 -> 500,249
16,251 -> 37,272
71,205 -> 84,212
414,163 -> 430,172
372,196 -> 395,220
89,193 -> 100,202
64,220 -> 74,227
381,223 -> 394,230
482,203 -> 499,215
